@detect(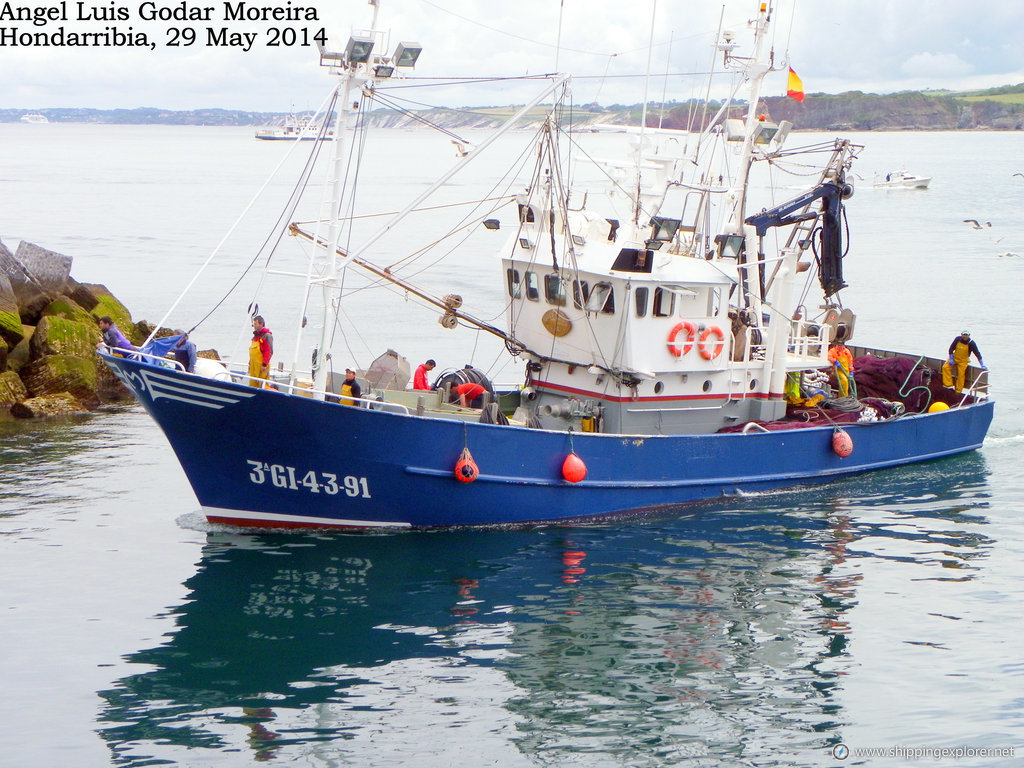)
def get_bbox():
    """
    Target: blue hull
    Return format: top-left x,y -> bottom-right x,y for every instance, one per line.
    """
104,354 -> 994,529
